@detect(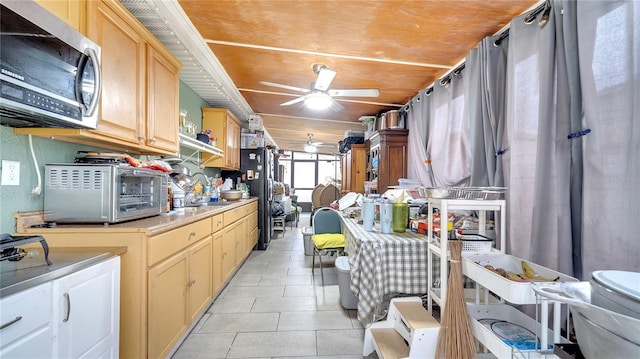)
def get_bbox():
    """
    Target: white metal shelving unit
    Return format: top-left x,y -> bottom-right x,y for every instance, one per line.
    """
426,197 -> 574,358
178,133 -> 224,167
426,198 -> 506,310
